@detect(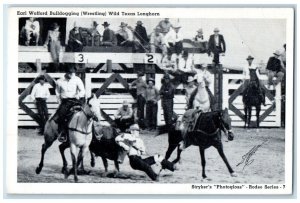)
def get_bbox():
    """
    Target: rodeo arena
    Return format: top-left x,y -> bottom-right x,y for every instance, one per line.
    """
18,17 -> 286,183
